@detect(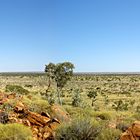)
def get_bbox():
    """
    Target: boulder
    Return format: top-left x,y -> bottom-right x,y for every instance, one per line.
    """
50,105 -> 71,122
14,102 -> 26,113
132,121 -> 140,137
120,121 -> 140,140
27,112 -> 51,126
7,93 -> 16,99
0,93 -> 63,140
120,131 -> 135,140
